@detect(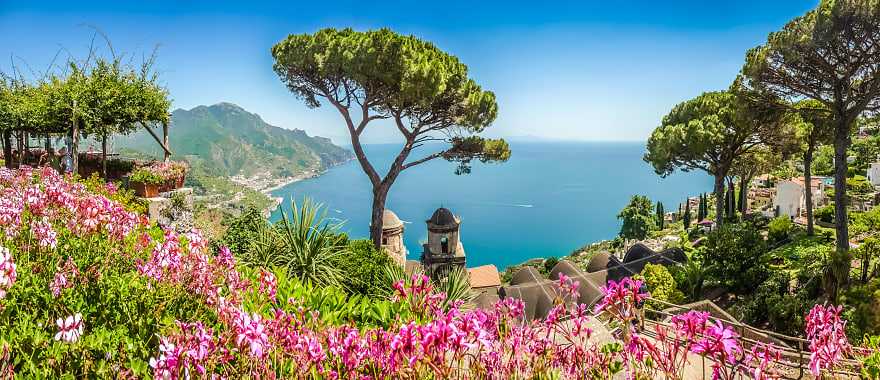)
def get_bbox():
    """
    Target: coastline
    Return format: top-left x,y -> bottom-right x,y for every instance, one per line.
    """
231,158 -> 354,216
